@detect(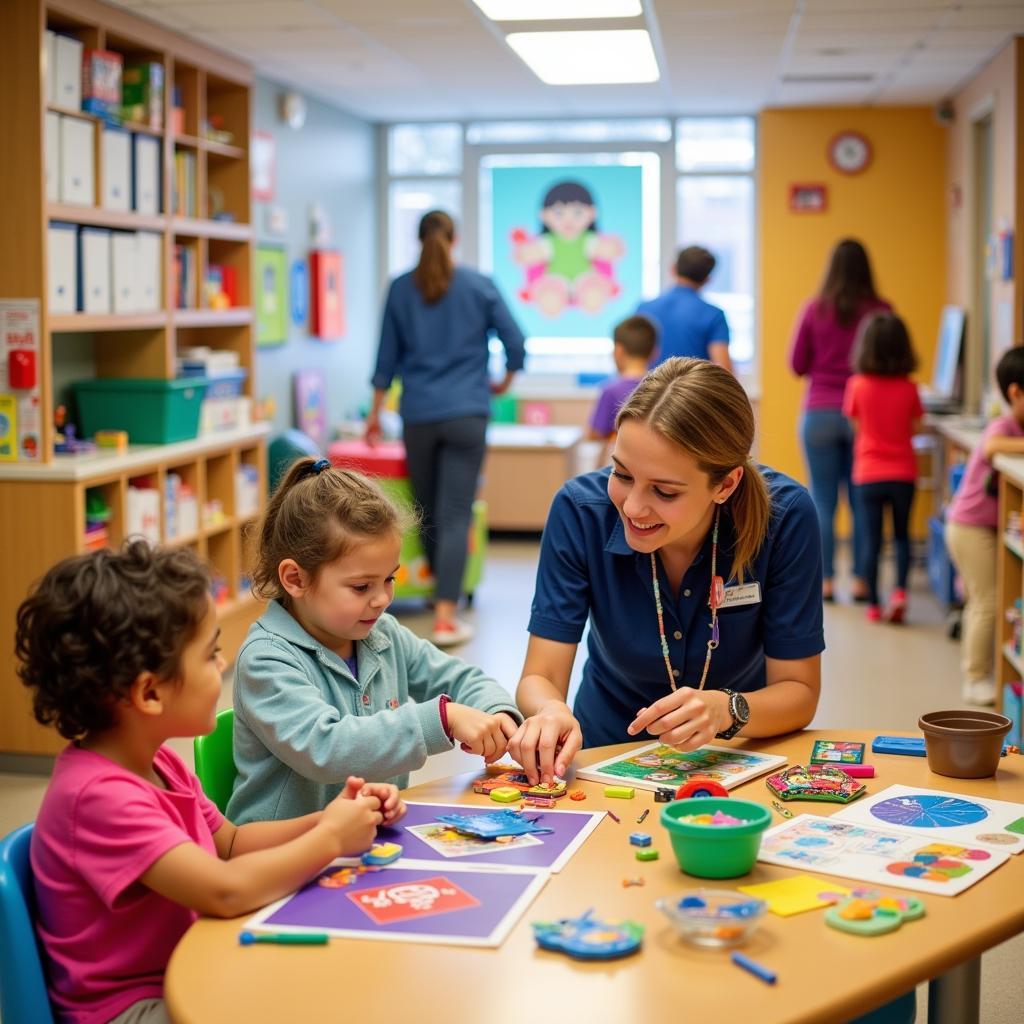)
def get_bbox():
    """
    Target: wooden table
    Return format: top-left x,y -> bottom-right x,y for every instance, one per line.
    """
166,730 -> 1024,1024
